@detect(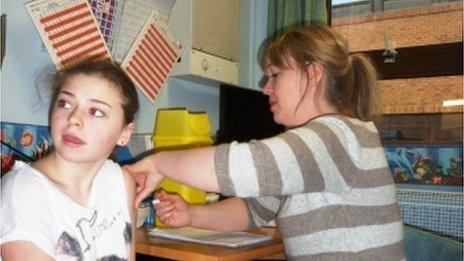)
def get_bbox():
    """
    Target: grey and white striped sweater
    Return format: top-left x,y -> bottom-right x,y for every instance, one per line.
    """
214,114 -> 405,260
